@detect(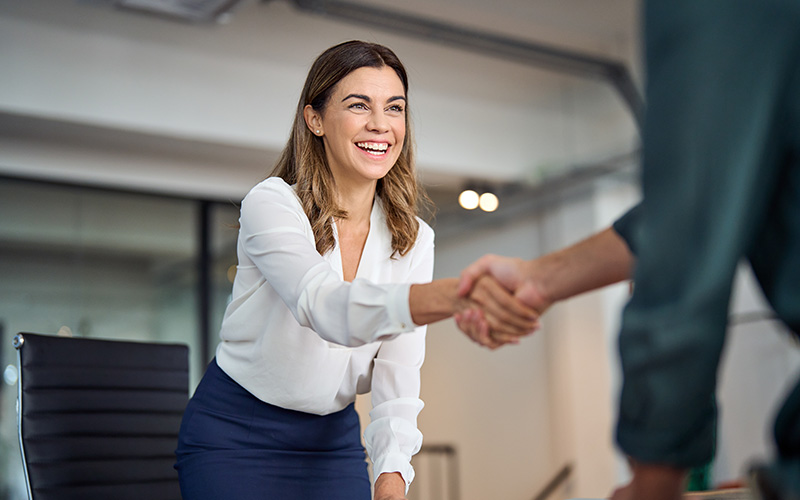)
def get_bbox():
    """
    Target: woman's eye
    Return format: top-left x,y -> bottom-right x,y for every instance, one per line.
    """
388,104 -> 404,113
349,102 -> 368,110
